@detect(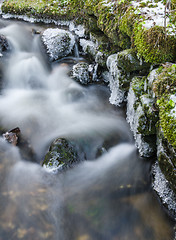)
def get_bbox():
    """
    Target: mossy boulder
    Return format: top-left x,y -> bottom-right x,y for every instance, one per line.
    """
43,138 -> 80,172
116,49 -> 150,73
157,128 -> 176,194
41,28 -> 75,61
133,25 -> 176,64
2,0 -> 70,19
153,64 -> 176,149
151,64 -> 176,193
